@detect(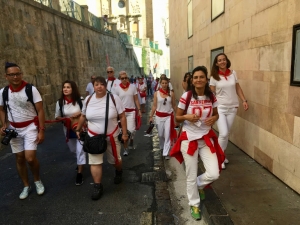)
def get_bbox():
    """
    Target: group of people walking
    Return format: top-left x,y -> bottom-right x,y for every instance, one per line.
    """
1,52 -> 247,221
